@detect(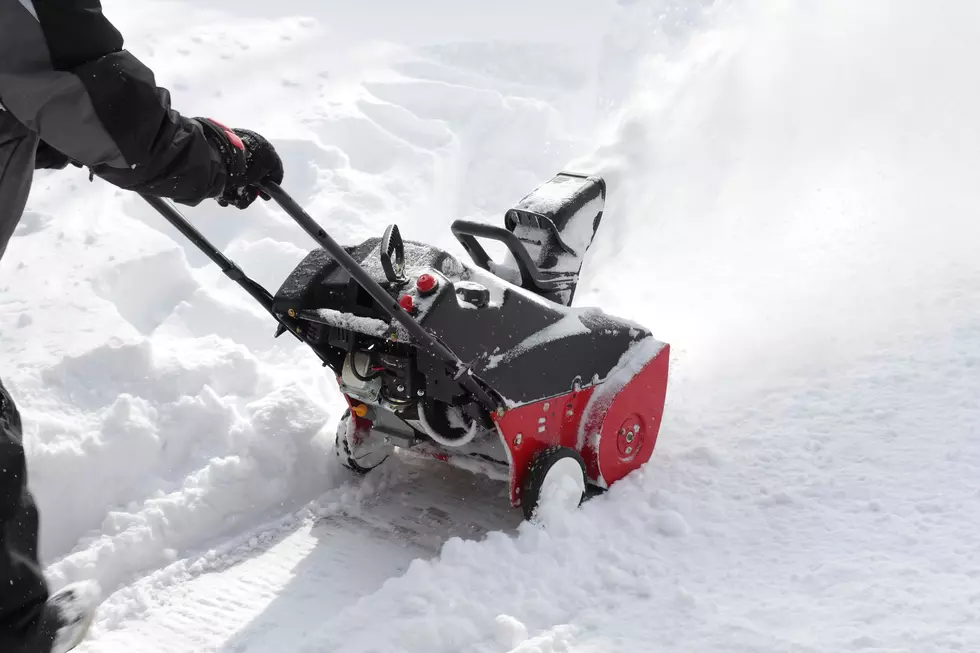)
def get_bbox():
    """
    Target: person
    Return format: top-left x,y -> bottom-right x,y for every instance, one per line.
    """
0,2 -> 286,652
